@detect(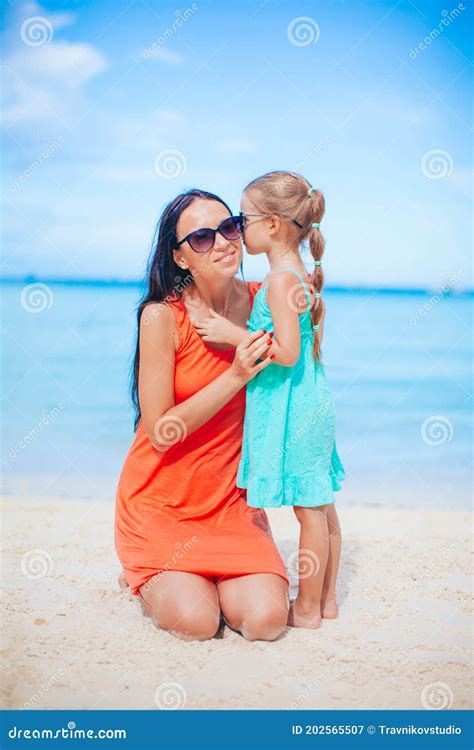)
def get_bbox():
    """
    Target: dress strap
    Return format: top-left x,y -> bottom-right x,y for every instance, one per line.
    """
275,267 -> 312,313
